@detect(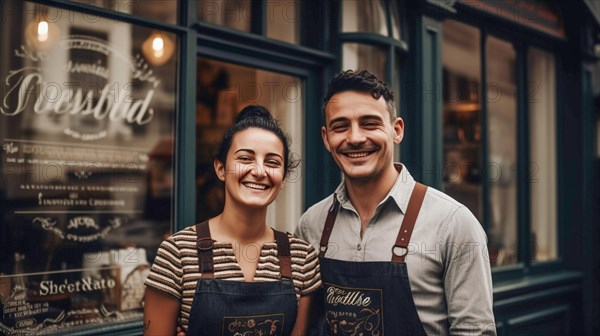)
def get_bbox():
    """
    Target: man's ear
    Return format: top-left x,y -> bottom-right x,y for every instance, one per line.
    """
214,160 -> 225,181
393,117 -> 404,144
321,126 -> 332,153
